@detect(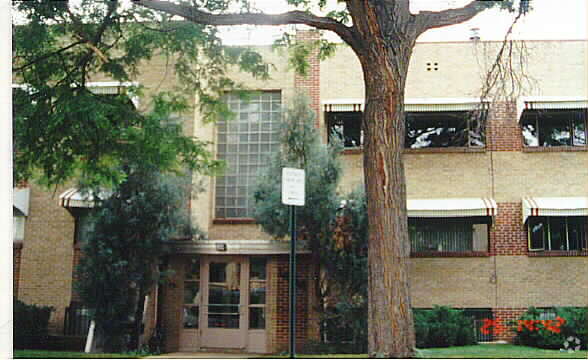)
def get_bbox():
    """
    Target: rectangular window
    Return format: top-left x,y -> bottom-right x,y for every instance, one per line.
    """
521,109 -> 587,147
527,216 -> 587,251
409,218 -> 489,253
183,258 -> 200,329
215,92 -> 281,218
406,110 -> 486,149
249,257 -> 266,329
326,111 -> 363,148
74,211 -> 94,245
